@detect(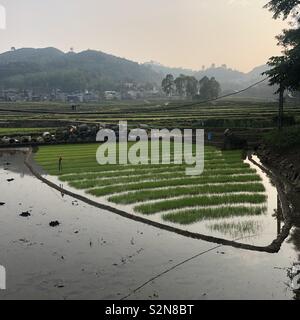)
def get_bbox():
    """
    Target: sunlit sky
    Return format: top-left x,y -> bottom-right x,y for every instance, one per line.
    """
0,0 -> 287,72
